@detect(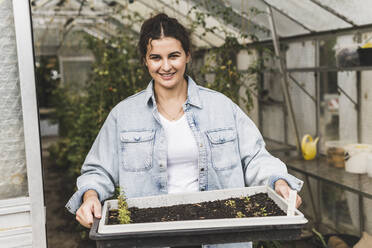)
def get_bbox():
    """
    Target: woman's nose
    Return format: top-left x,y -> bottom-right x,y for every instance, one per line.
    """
161,59 -> 171,71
